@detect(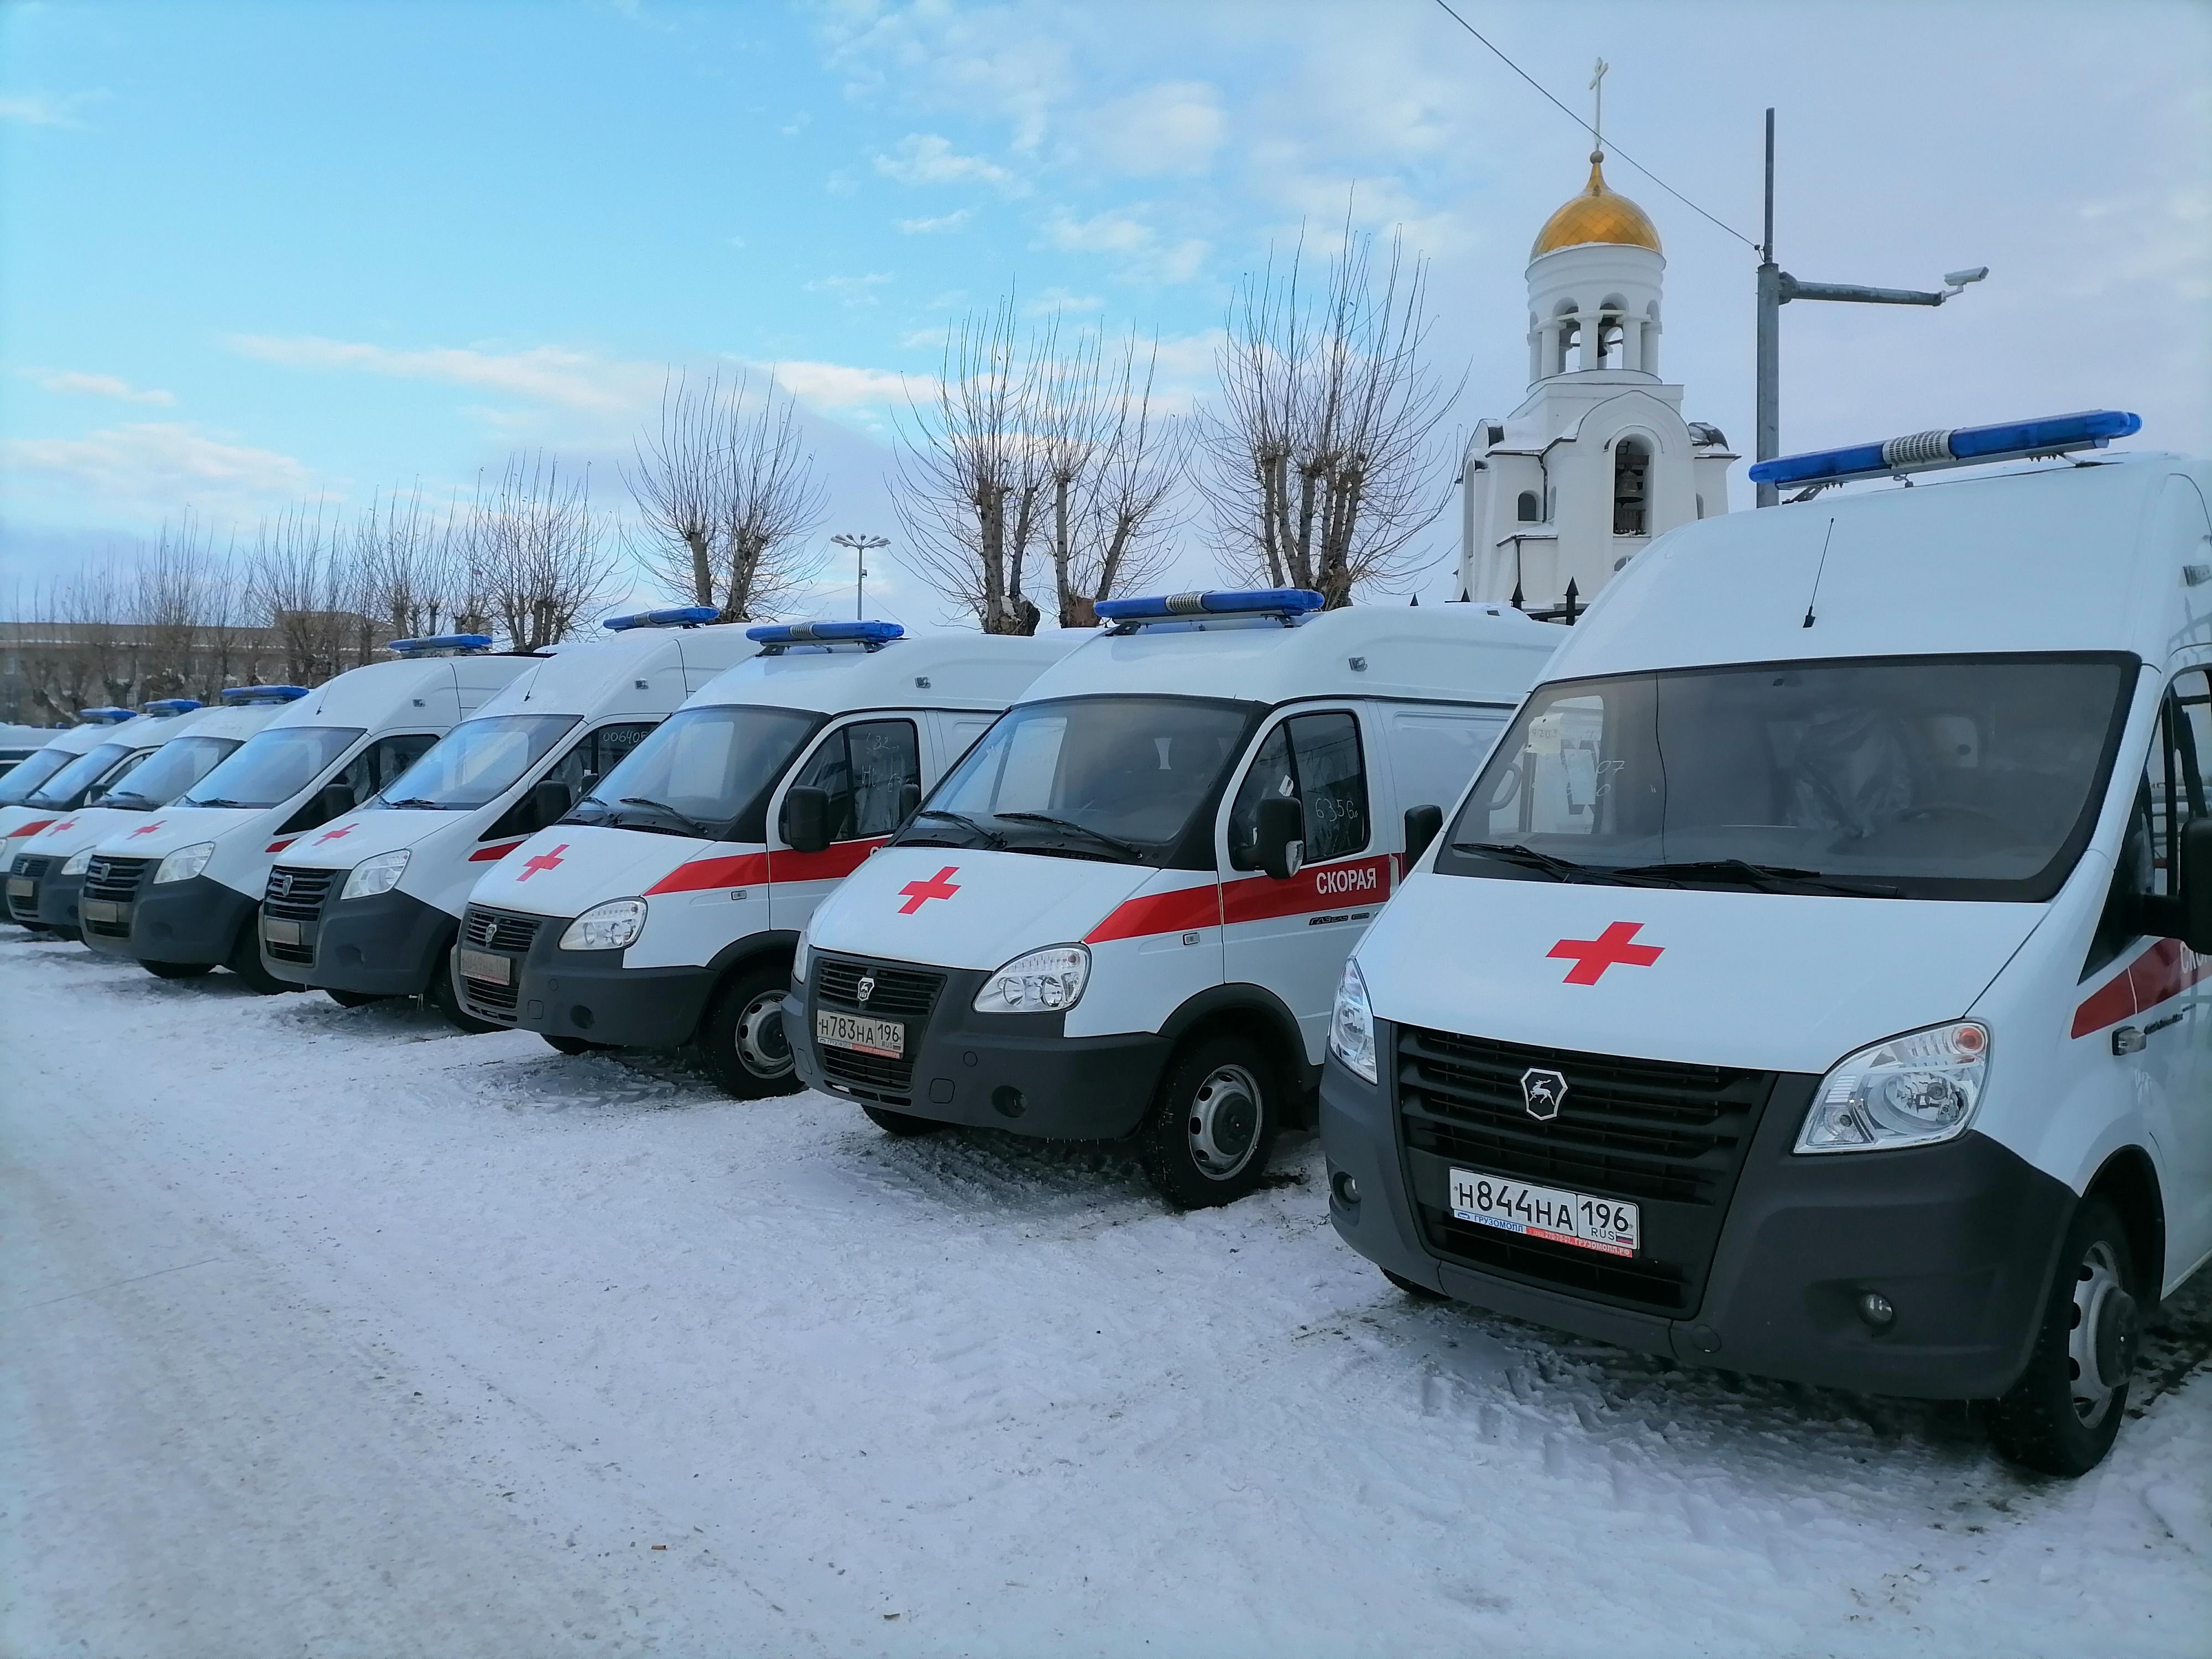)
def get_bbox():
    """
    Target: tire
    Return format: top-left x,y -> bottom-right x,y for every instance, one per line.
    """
541,1034 -> 609,1057
1985,1196 -> 2141,1478
1383,1268 -> 1450,1302
1138,1031 -> 1281,1209
425,947 -> 503,1035
143,959 -> 215,980
224,926 -> 292,995
325,988 -> 388,1009
862,1104 -> 949,1136
695,961 -> 804,1099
